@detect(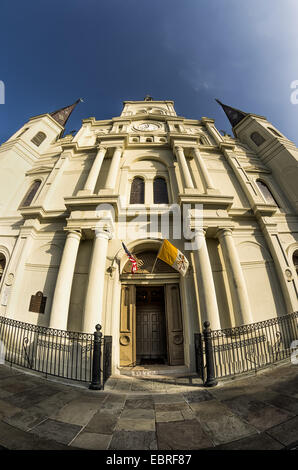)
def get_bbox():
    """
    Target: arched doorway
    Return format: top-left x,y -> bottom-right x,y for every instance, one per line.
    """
119,249 -> 185,367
